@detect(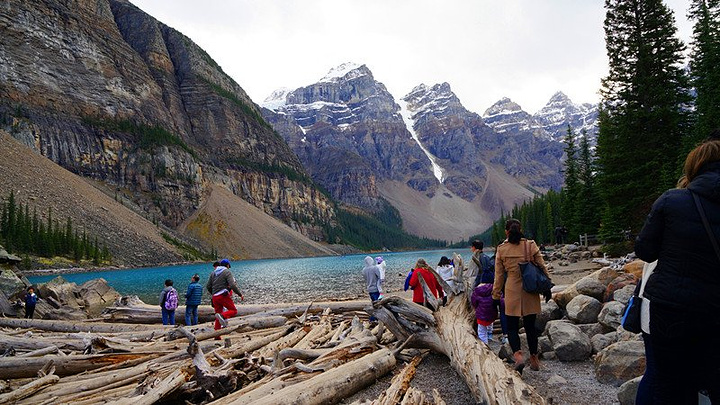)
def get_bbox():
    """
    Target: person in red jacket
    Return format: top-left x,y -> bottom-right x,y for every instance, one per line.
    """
408,258 -> 444,308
